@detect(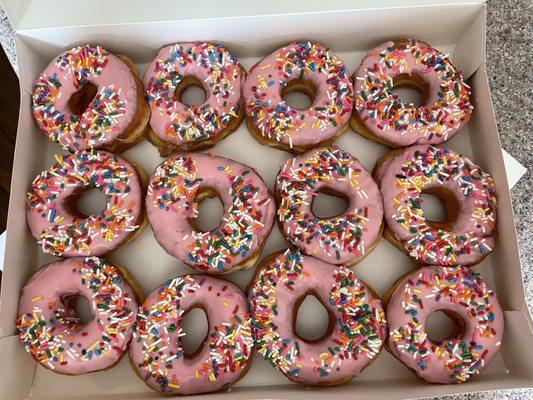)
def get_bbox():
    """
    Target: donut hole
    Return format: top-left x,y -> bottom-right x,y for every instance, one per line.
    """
60,293 -> 94,326
188,188 -> 224,232
293,292 -> 335,343
425,310 -> 465,344
392,73 -> 429,108
69,188 -> 108,217
312,188 -> 349,219
420,188 -> 460,231
174,76 -> 207,106
281,79 -> 317,110
68,82 -> 98,116
180,306 -> 209,359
